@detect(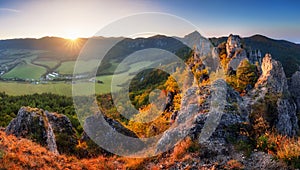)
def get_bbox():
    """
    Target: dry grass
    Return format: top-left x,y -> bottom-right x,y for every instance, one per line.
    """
0,131 -> 117,169
257,132 -> 300,168
225,159 -> 244,170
